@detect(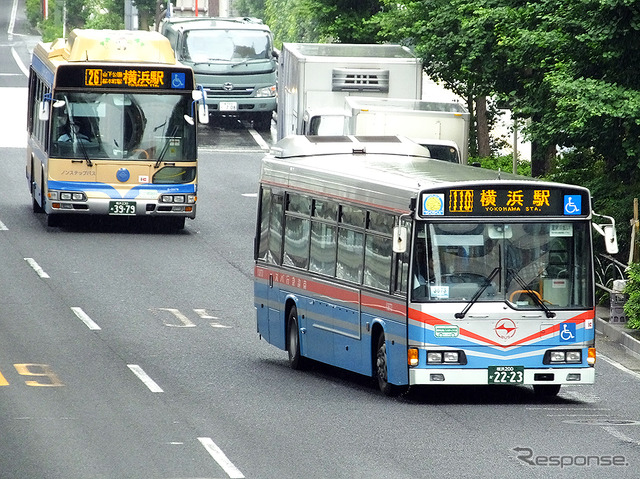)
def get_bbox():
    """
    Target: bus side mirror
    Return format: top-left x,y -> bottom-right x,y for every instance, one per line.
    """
38,101 -> 49,121
593,214 -> 618,255
192,87 -> 209,124
198,103 -> 209,124
393,226 -> 407,253
602,225 -> 618,254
